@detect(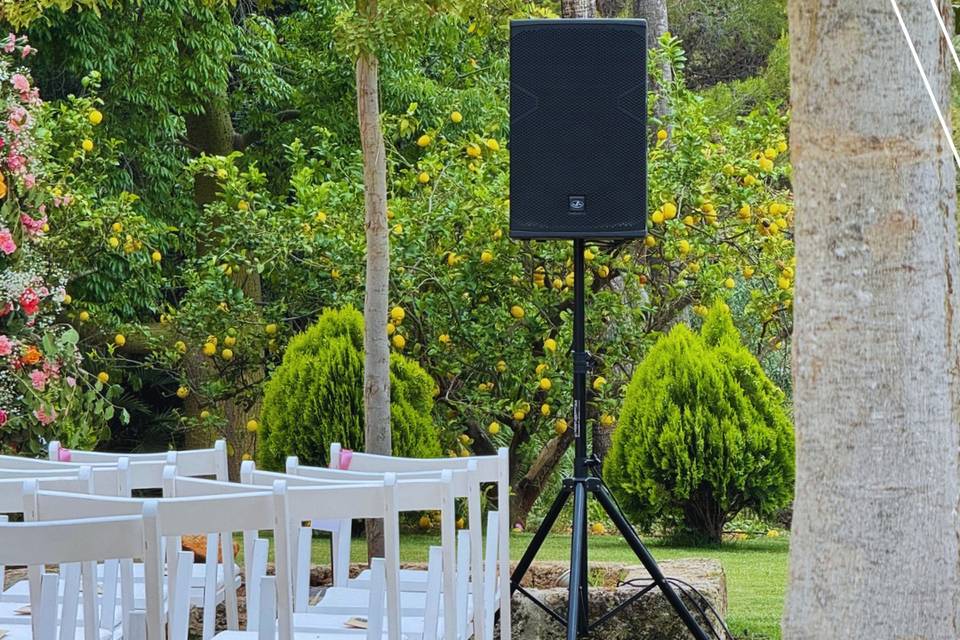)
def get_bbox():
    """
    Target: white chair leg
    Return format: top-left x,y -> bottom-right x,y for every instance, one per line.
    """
169,551 -> 194,640
128,610 -> 147,640
258,576 -> 277,640
37,572 -> 58,640
202,533 -> 218,640
246,538 -> 268,632
58,563 -> 81,640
